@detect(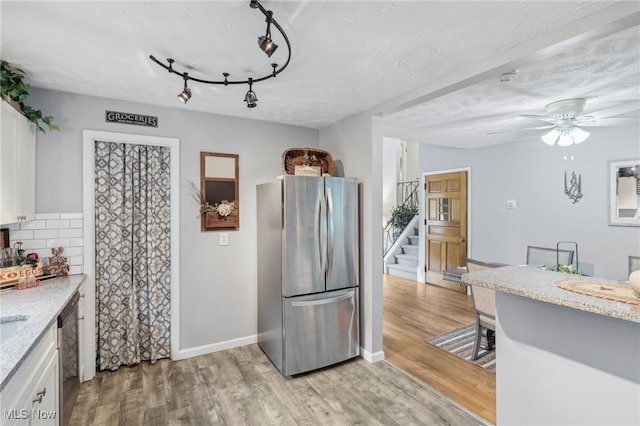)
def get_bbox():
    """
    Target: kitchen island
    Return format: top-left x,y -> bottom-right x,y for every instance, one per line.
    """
463,266 -> 640,426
